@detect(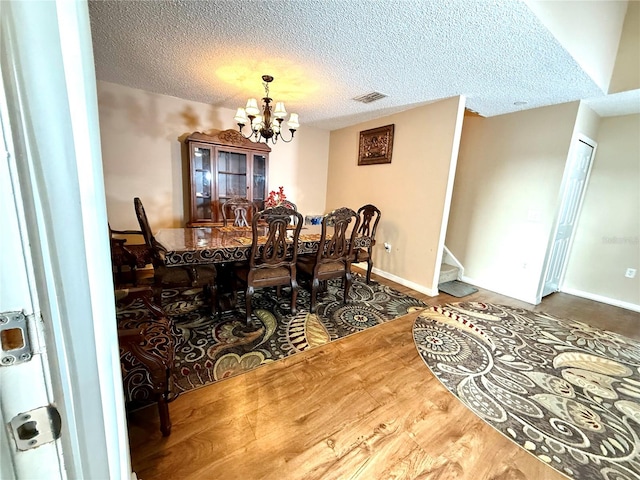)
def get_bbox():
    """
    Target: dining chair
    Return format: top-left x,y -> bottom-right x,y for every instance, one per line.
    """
296,207 -> 360,313
234,205 -> 304,326
221,197 -> 258,227
134,197 -> 218,314
279,199 -> 299,225
116,287 -> 179,436
109,223 -> 153,286
353,204 -> 381,284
